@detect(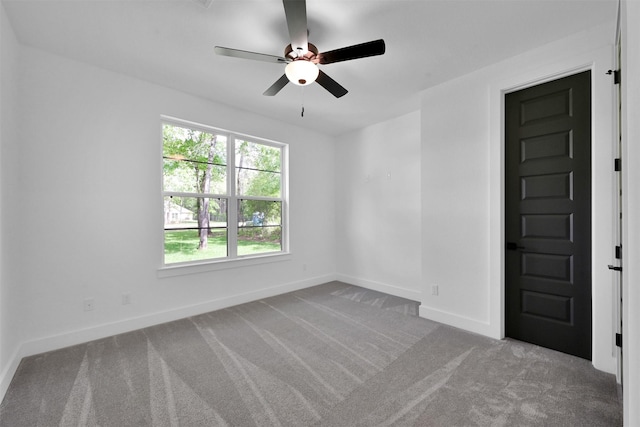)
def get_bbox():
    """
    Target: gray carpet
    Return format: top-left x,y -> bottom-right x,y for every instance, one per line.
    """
0,281 -> 622,426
